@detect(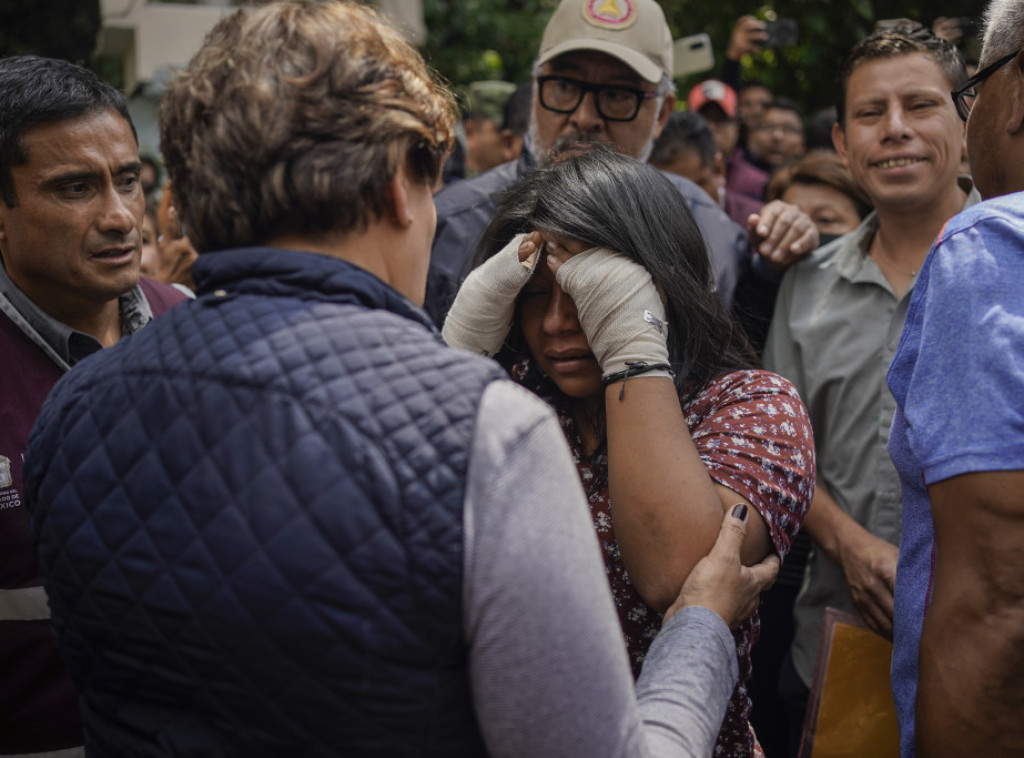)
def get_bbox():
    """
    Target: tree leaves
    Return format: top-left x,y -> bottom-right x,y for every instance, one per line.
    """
421,0 -> 983,116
